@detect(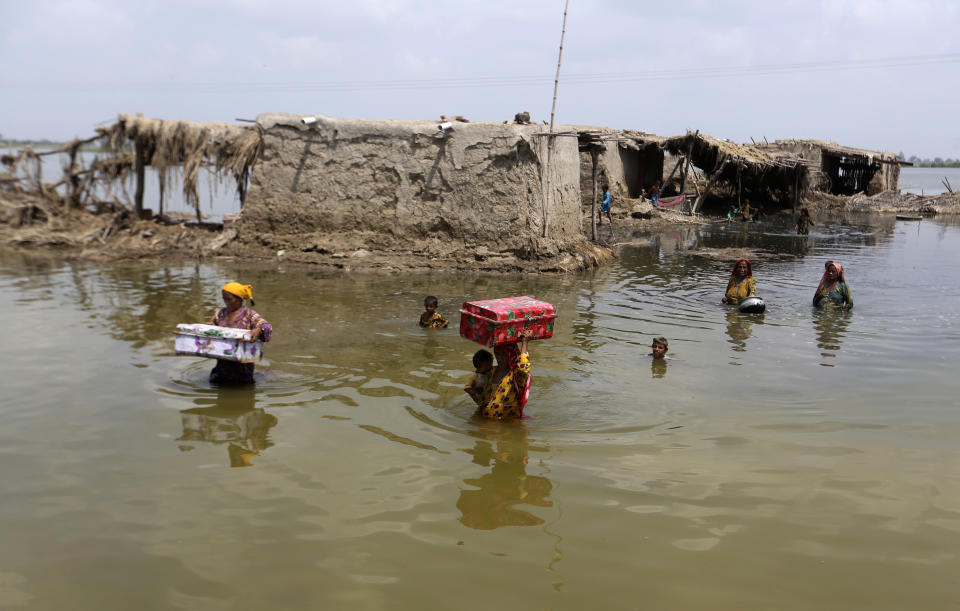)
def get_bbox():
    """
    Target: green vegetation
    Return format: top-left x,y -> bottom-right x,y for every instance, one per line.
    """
2,136 -> 118,154
897,152 -> 960,168
2,136 -> 63,150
